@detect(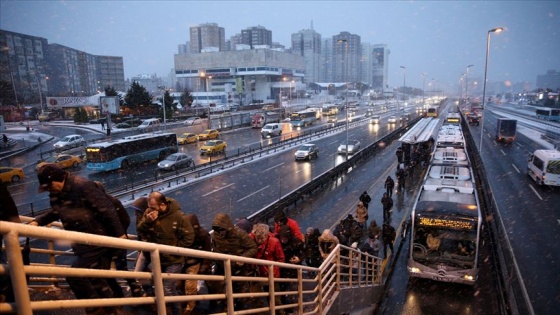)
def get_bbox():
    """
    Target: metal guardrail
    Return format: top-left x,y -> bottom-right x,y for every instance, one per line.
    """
461,113 -> 531,315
